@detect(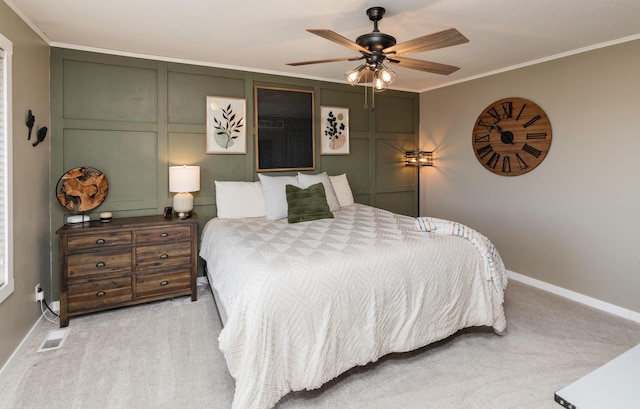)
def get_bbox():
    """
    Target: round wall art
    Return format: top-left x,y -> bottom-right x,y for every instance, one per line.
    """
56,166 -> 109,212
